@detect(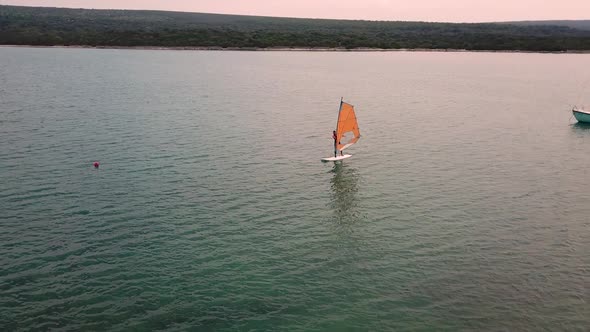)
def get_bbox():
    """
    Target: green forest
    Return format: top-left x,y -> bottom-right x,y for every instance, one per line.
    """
2,5 -> 590,51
